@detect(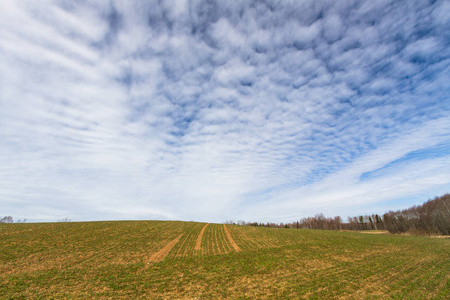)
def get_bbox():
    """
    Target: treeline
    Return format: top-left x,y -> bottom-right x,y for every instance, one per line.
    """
383,194 -> 449,235
236,213 -> 384,231
0,216 -> 27,223
236,194 -> 449,236
299,214 -> 385,231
